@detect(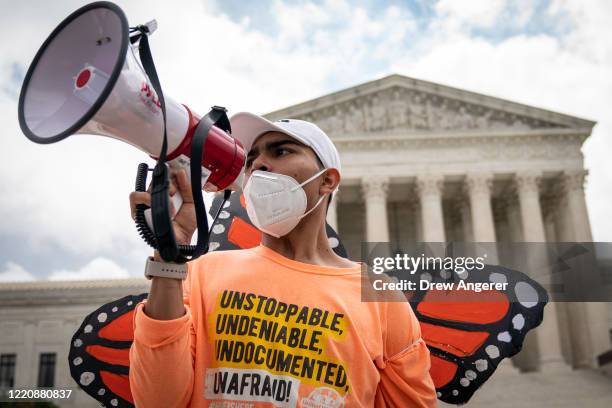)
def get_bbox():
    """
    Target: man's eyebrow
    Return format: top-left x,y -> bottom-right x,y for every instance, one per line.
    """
264,139 -> 303,150
247,139 -> 303,159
